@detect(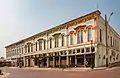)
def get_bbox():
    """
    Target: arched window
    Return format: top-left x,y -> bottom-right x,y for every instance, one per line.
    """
44,40 -> 46,50
70,33 -> 73,45
35,42 -> 37,51
61,35 -> 64,46
88,28 -> 92,41
28,44 -> 30,53
77,30 -> 83,43
39,40 -> 42,50
50,38 -> 52,49
55,37 -> 59,48
31,43 -> 33,52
